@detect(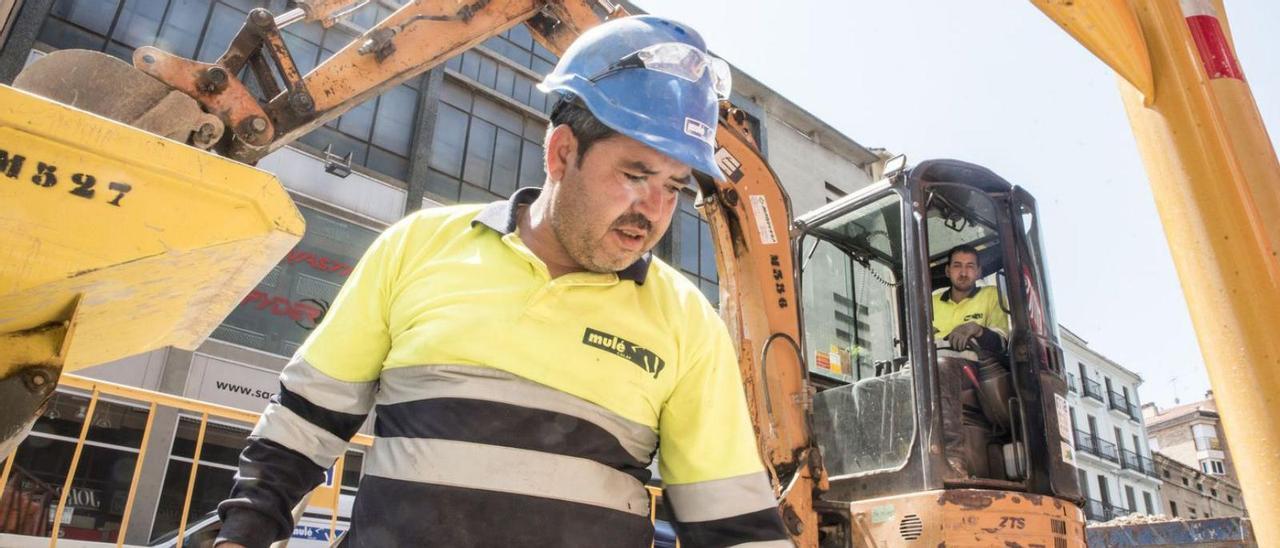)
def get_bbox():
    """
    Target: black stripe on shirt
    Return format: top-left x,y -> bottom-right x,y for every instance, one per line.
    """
672,506 -> 790,548
374,397 -> 652,482
276,385 -> 368,440
342,474 -> 654,548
